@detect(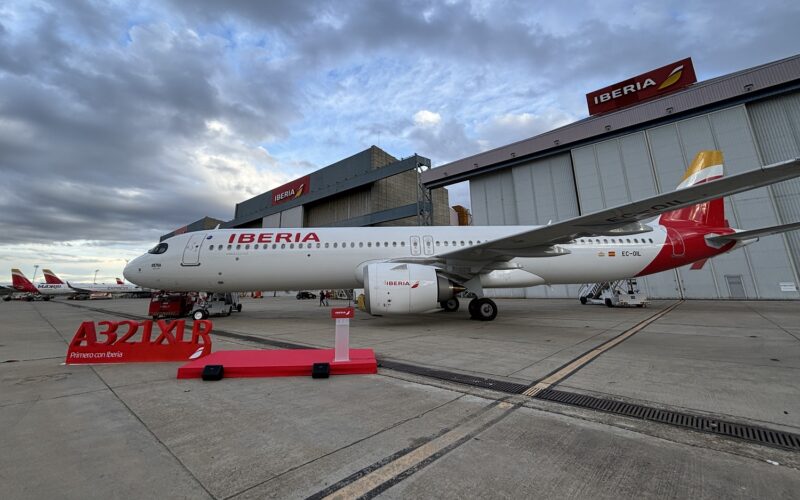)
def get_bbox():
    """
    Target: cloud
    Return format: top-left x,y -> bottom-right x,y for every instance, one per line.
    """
413,110 -> 442,128
1,0 -> 798,280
